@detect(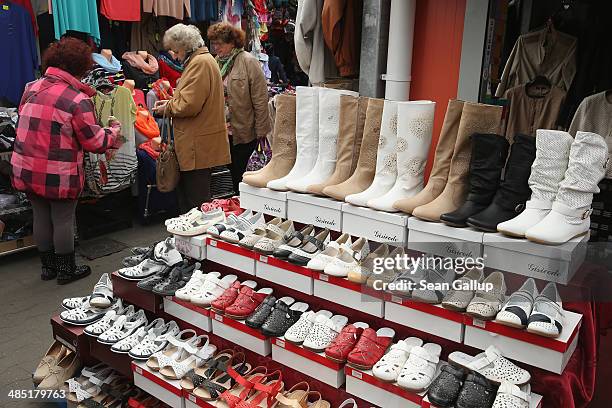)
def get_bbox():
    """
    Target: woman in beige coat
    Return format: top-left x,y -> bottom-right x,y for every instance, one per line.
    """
207,23 -> 271,193
154,24 -> 231,212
